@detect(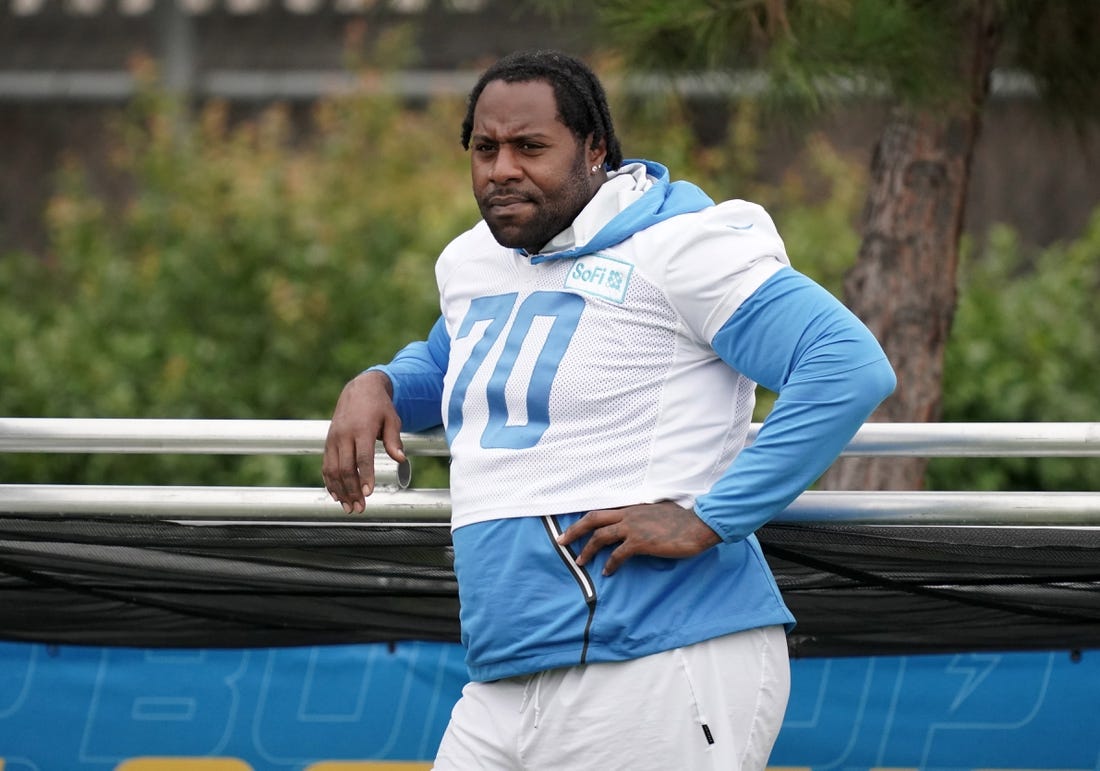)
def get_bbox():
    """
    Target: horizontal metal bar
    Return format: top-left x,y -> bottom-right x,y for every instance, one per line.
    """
839,422 -> 1100,457
782,491 -> 1100,526
0,418 -> 450,456
3,419 -> 1099,457
6,0 -> 487,17
0,68 -> 1040,103
362,455 -> 411,489
0,485 -> 451,522
0,70 -> 479,102
2,486 -> 1099,526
